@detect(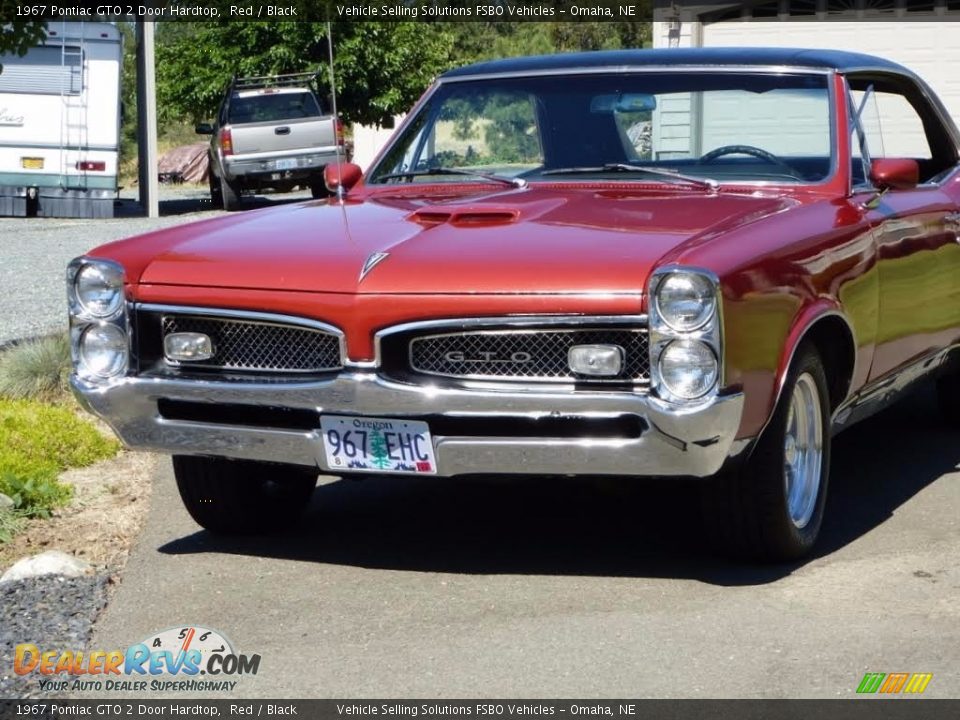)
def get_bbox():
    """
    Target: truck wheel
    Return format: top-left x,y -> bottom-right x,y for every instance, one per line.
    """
701,342 -> 831,561
936,372 -> 960,425
221,177 -> 243,211
173,456 -> 316,535
208,171 -> 222,206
